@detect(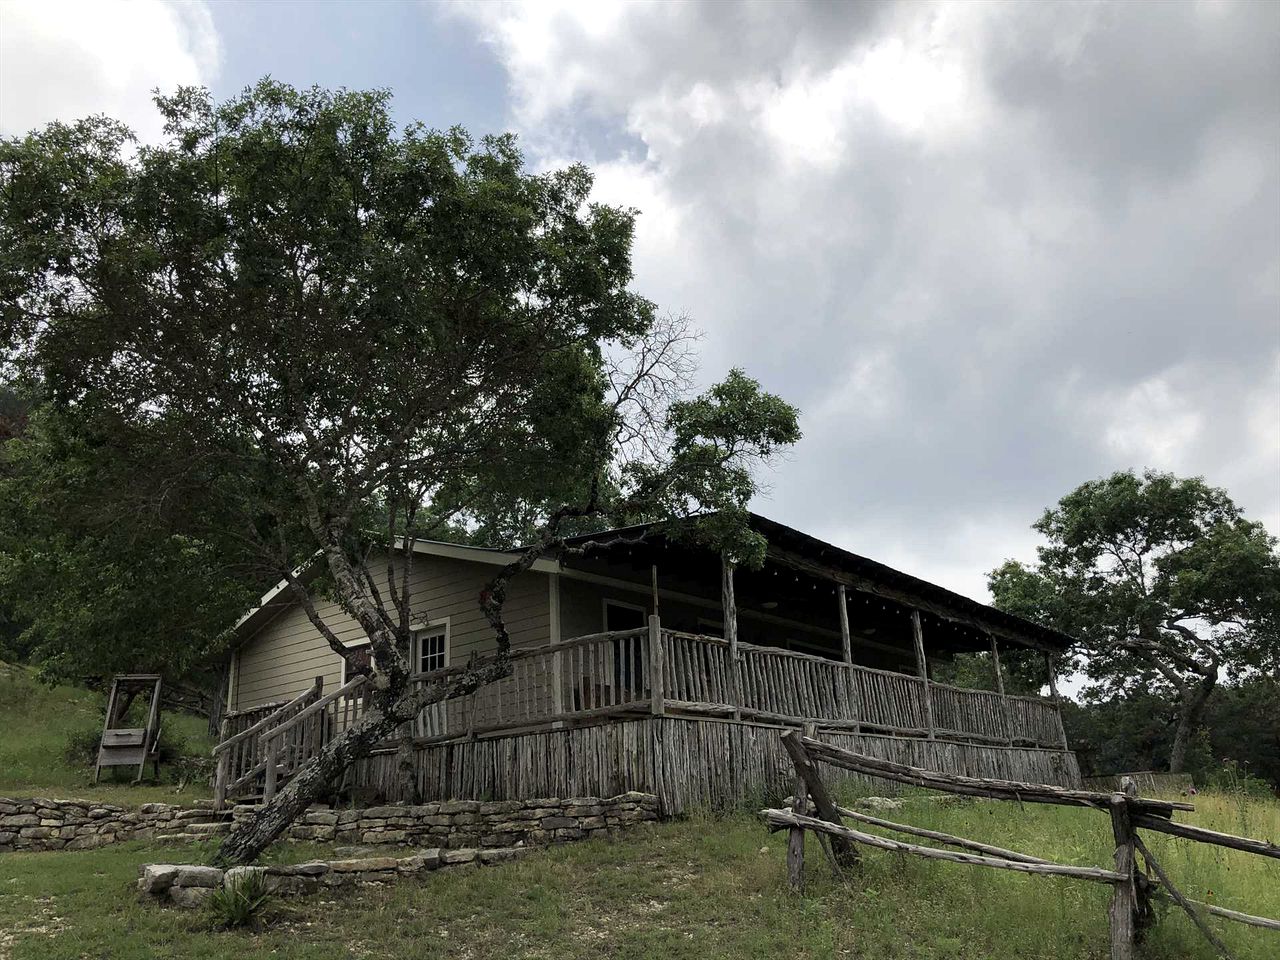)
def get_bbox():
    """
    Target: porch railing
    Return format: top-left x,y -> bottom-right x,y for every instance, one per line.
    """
215,619 -> 1070,806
